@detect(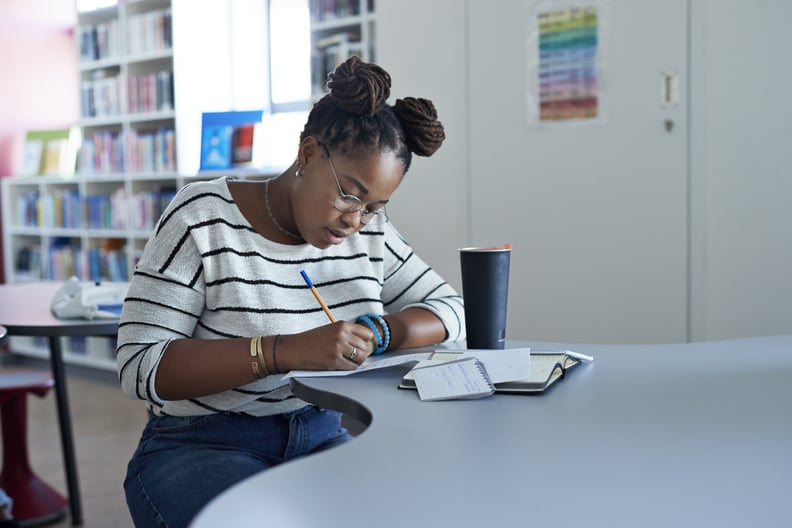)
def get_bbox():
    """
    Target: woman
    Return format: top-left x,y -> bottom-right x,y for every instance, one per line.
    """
118,56 -> 465,527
